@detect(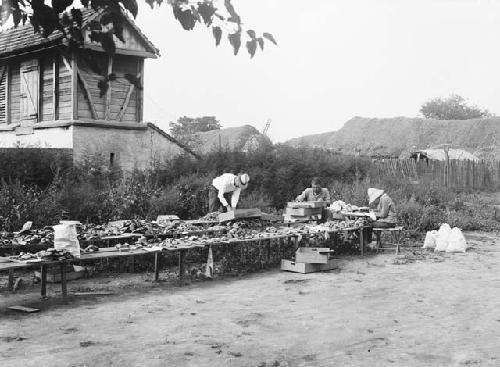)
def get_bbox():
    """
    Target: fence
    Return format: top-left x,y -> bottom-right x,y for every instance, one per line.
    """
372,159 -> 500,191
